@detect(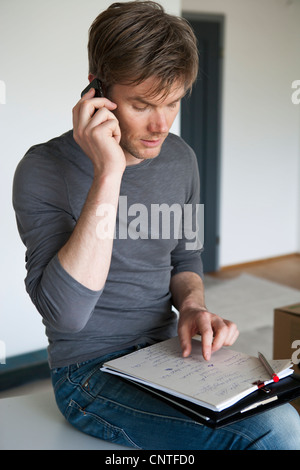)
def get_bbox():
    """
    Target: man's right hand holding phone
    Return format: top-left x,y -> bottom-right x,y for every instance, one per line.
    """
72,85 -> 126,177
